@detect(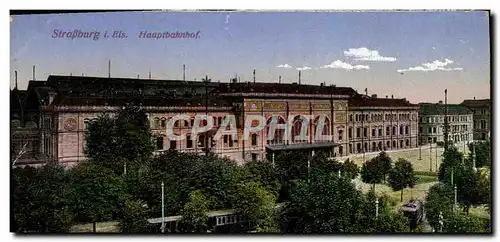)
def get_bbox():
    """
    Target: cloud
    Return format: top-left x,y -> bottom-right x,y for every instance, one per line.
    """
276,64 -> 292,68
296,66 -> 312,71
344,47 -> 396,62
320,60 -> 370,71
397,58 -> 464,72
